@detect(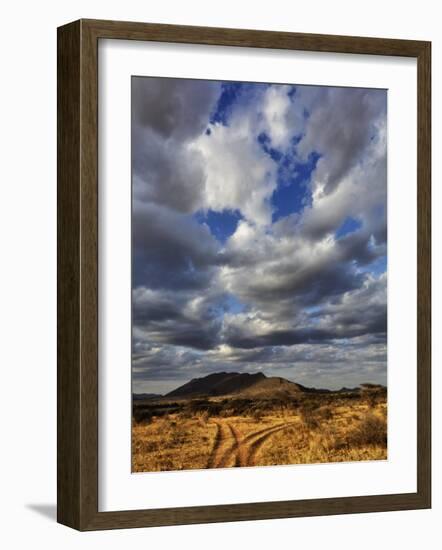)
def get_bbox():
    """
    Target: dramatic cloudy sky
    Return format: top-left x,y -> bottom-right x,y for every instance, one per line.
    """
131,77 -> 387,394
